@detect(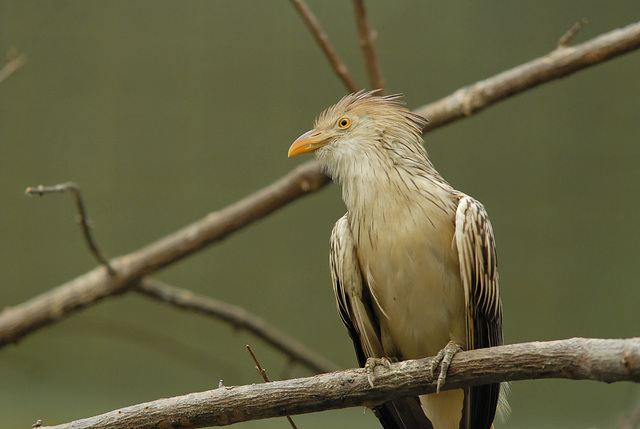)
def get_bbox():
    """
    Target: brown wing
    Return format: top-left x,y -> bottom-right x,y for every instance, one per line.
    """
330,215 -> 434,429
455,196 -> 504,429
